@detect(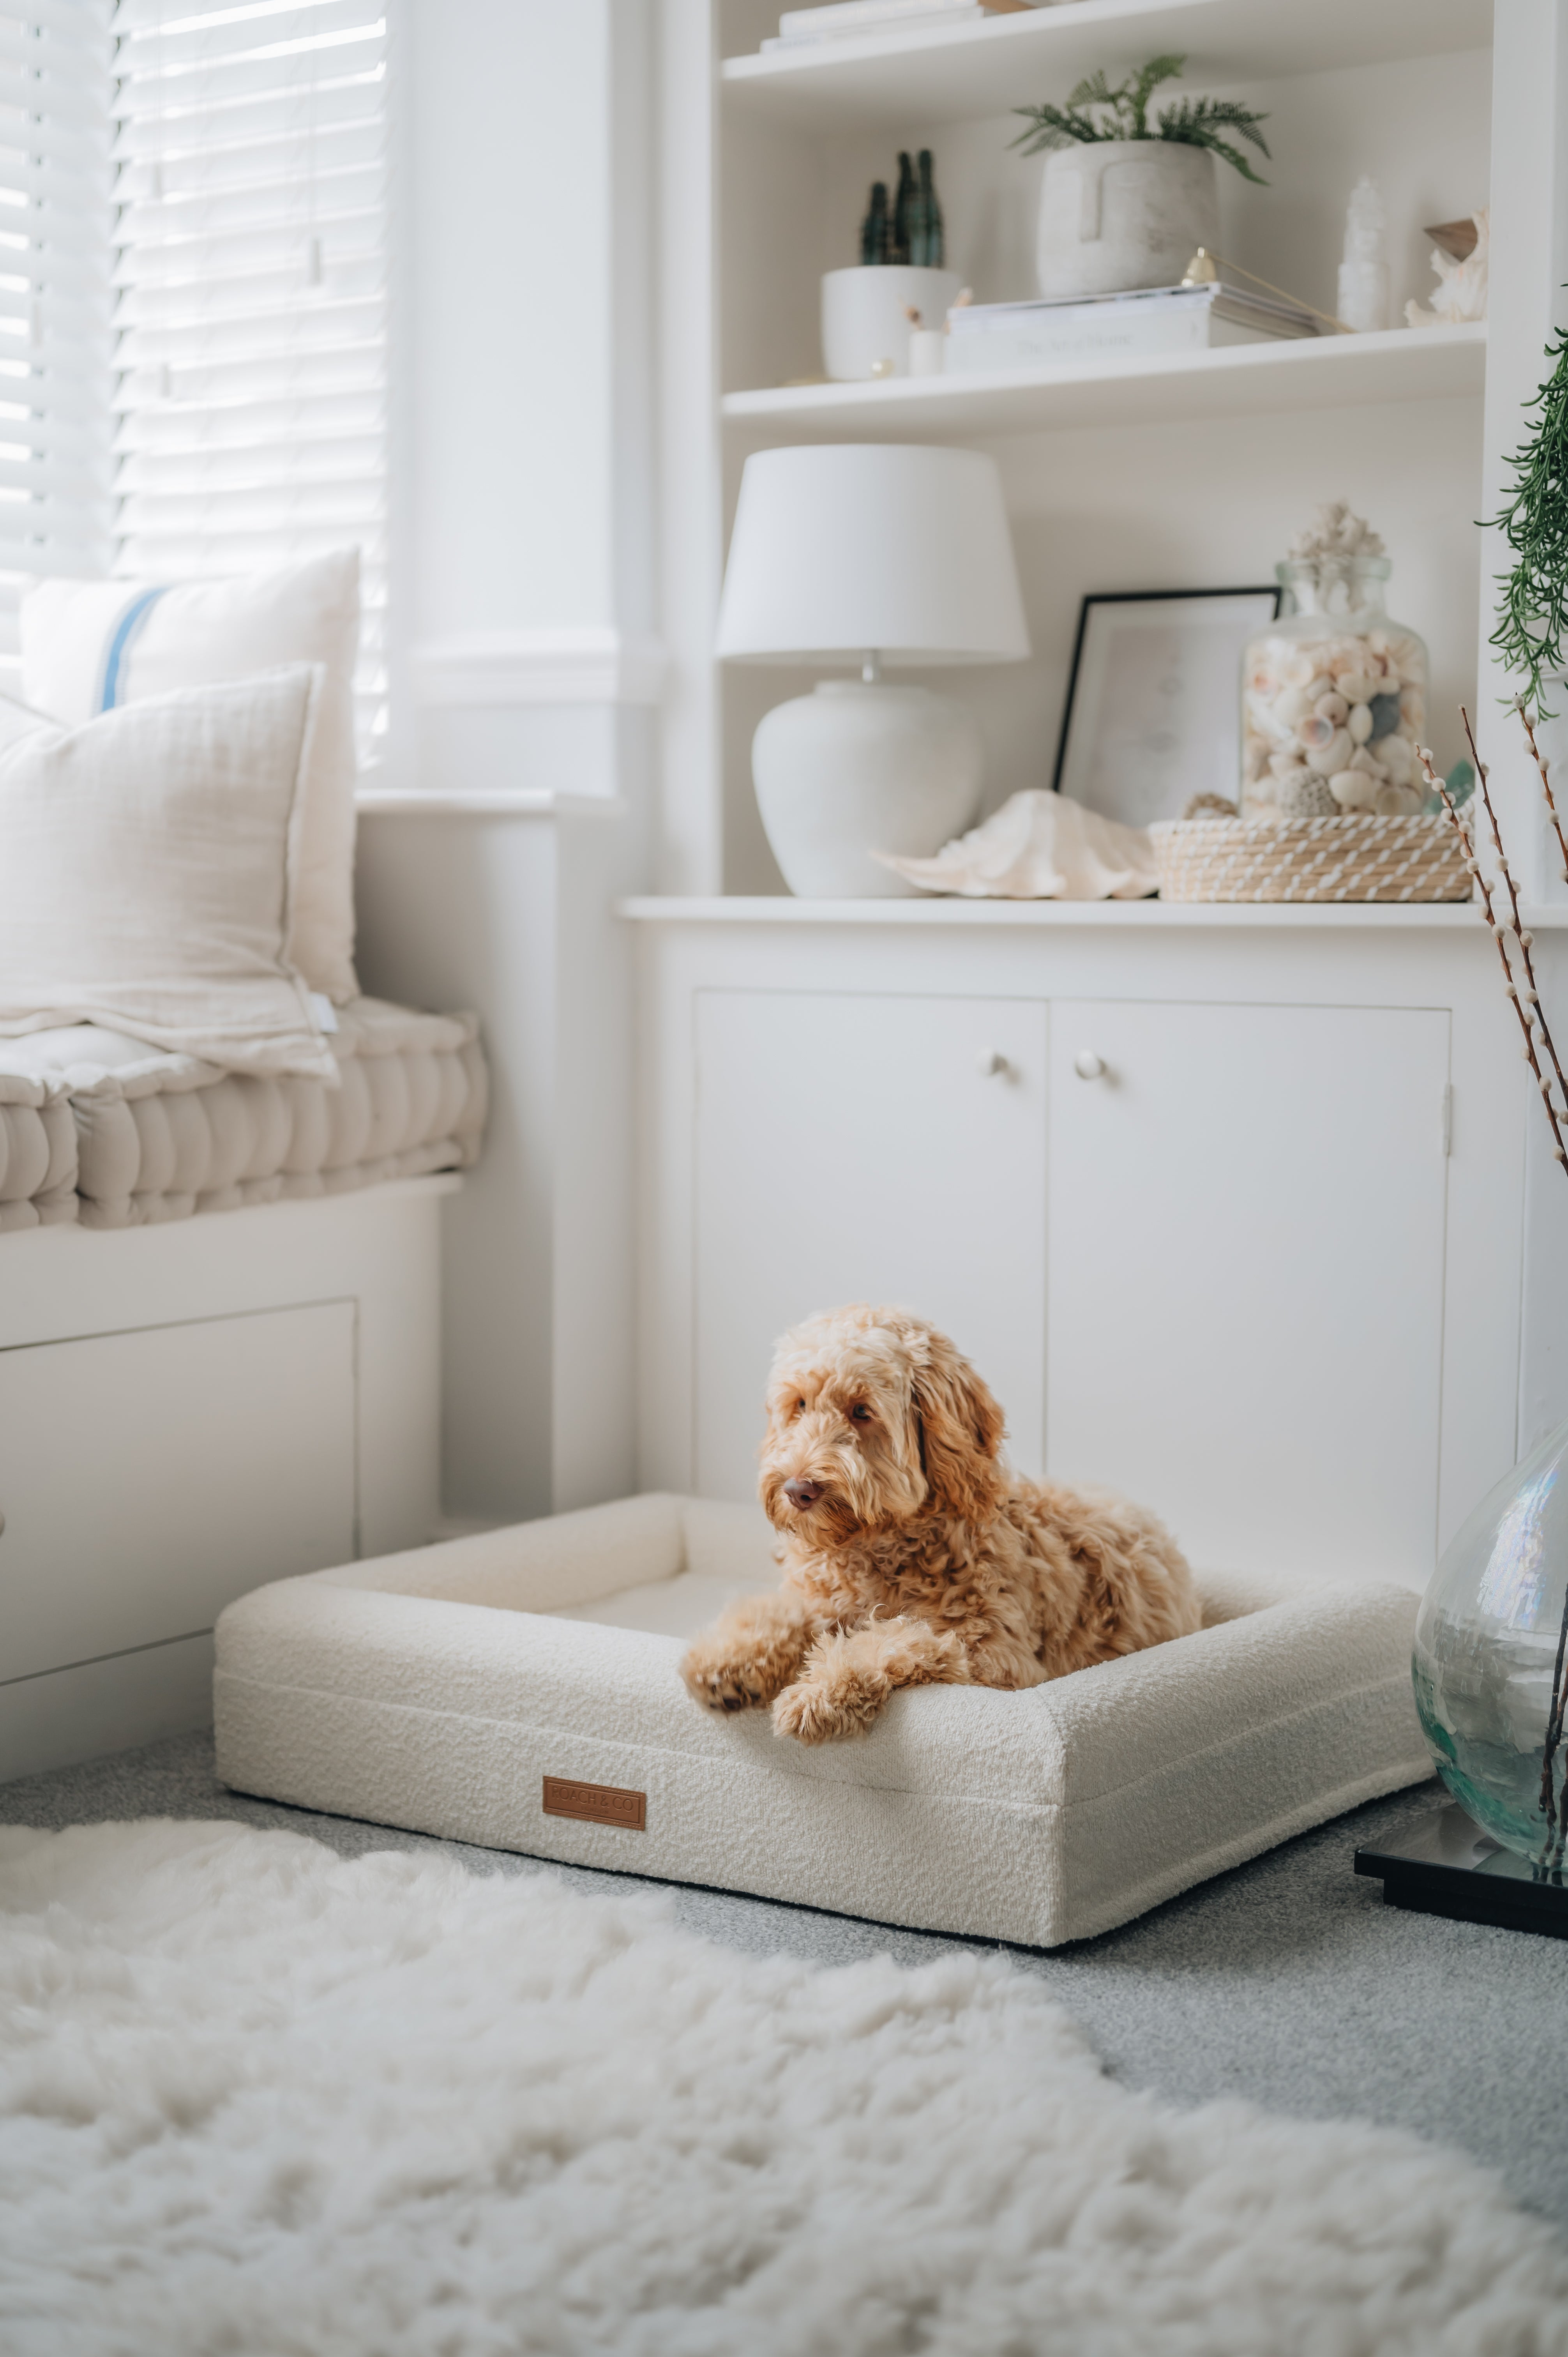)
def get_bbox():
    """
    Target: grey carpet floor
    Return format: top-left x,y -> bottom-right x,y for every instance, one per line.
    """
4,1733 -> 1565,2230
